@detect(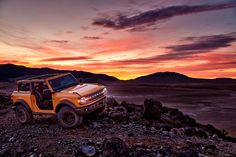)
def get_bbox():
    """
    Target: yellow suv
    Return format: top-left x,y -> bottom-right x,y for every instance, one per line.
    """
11,73 -> 107,128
